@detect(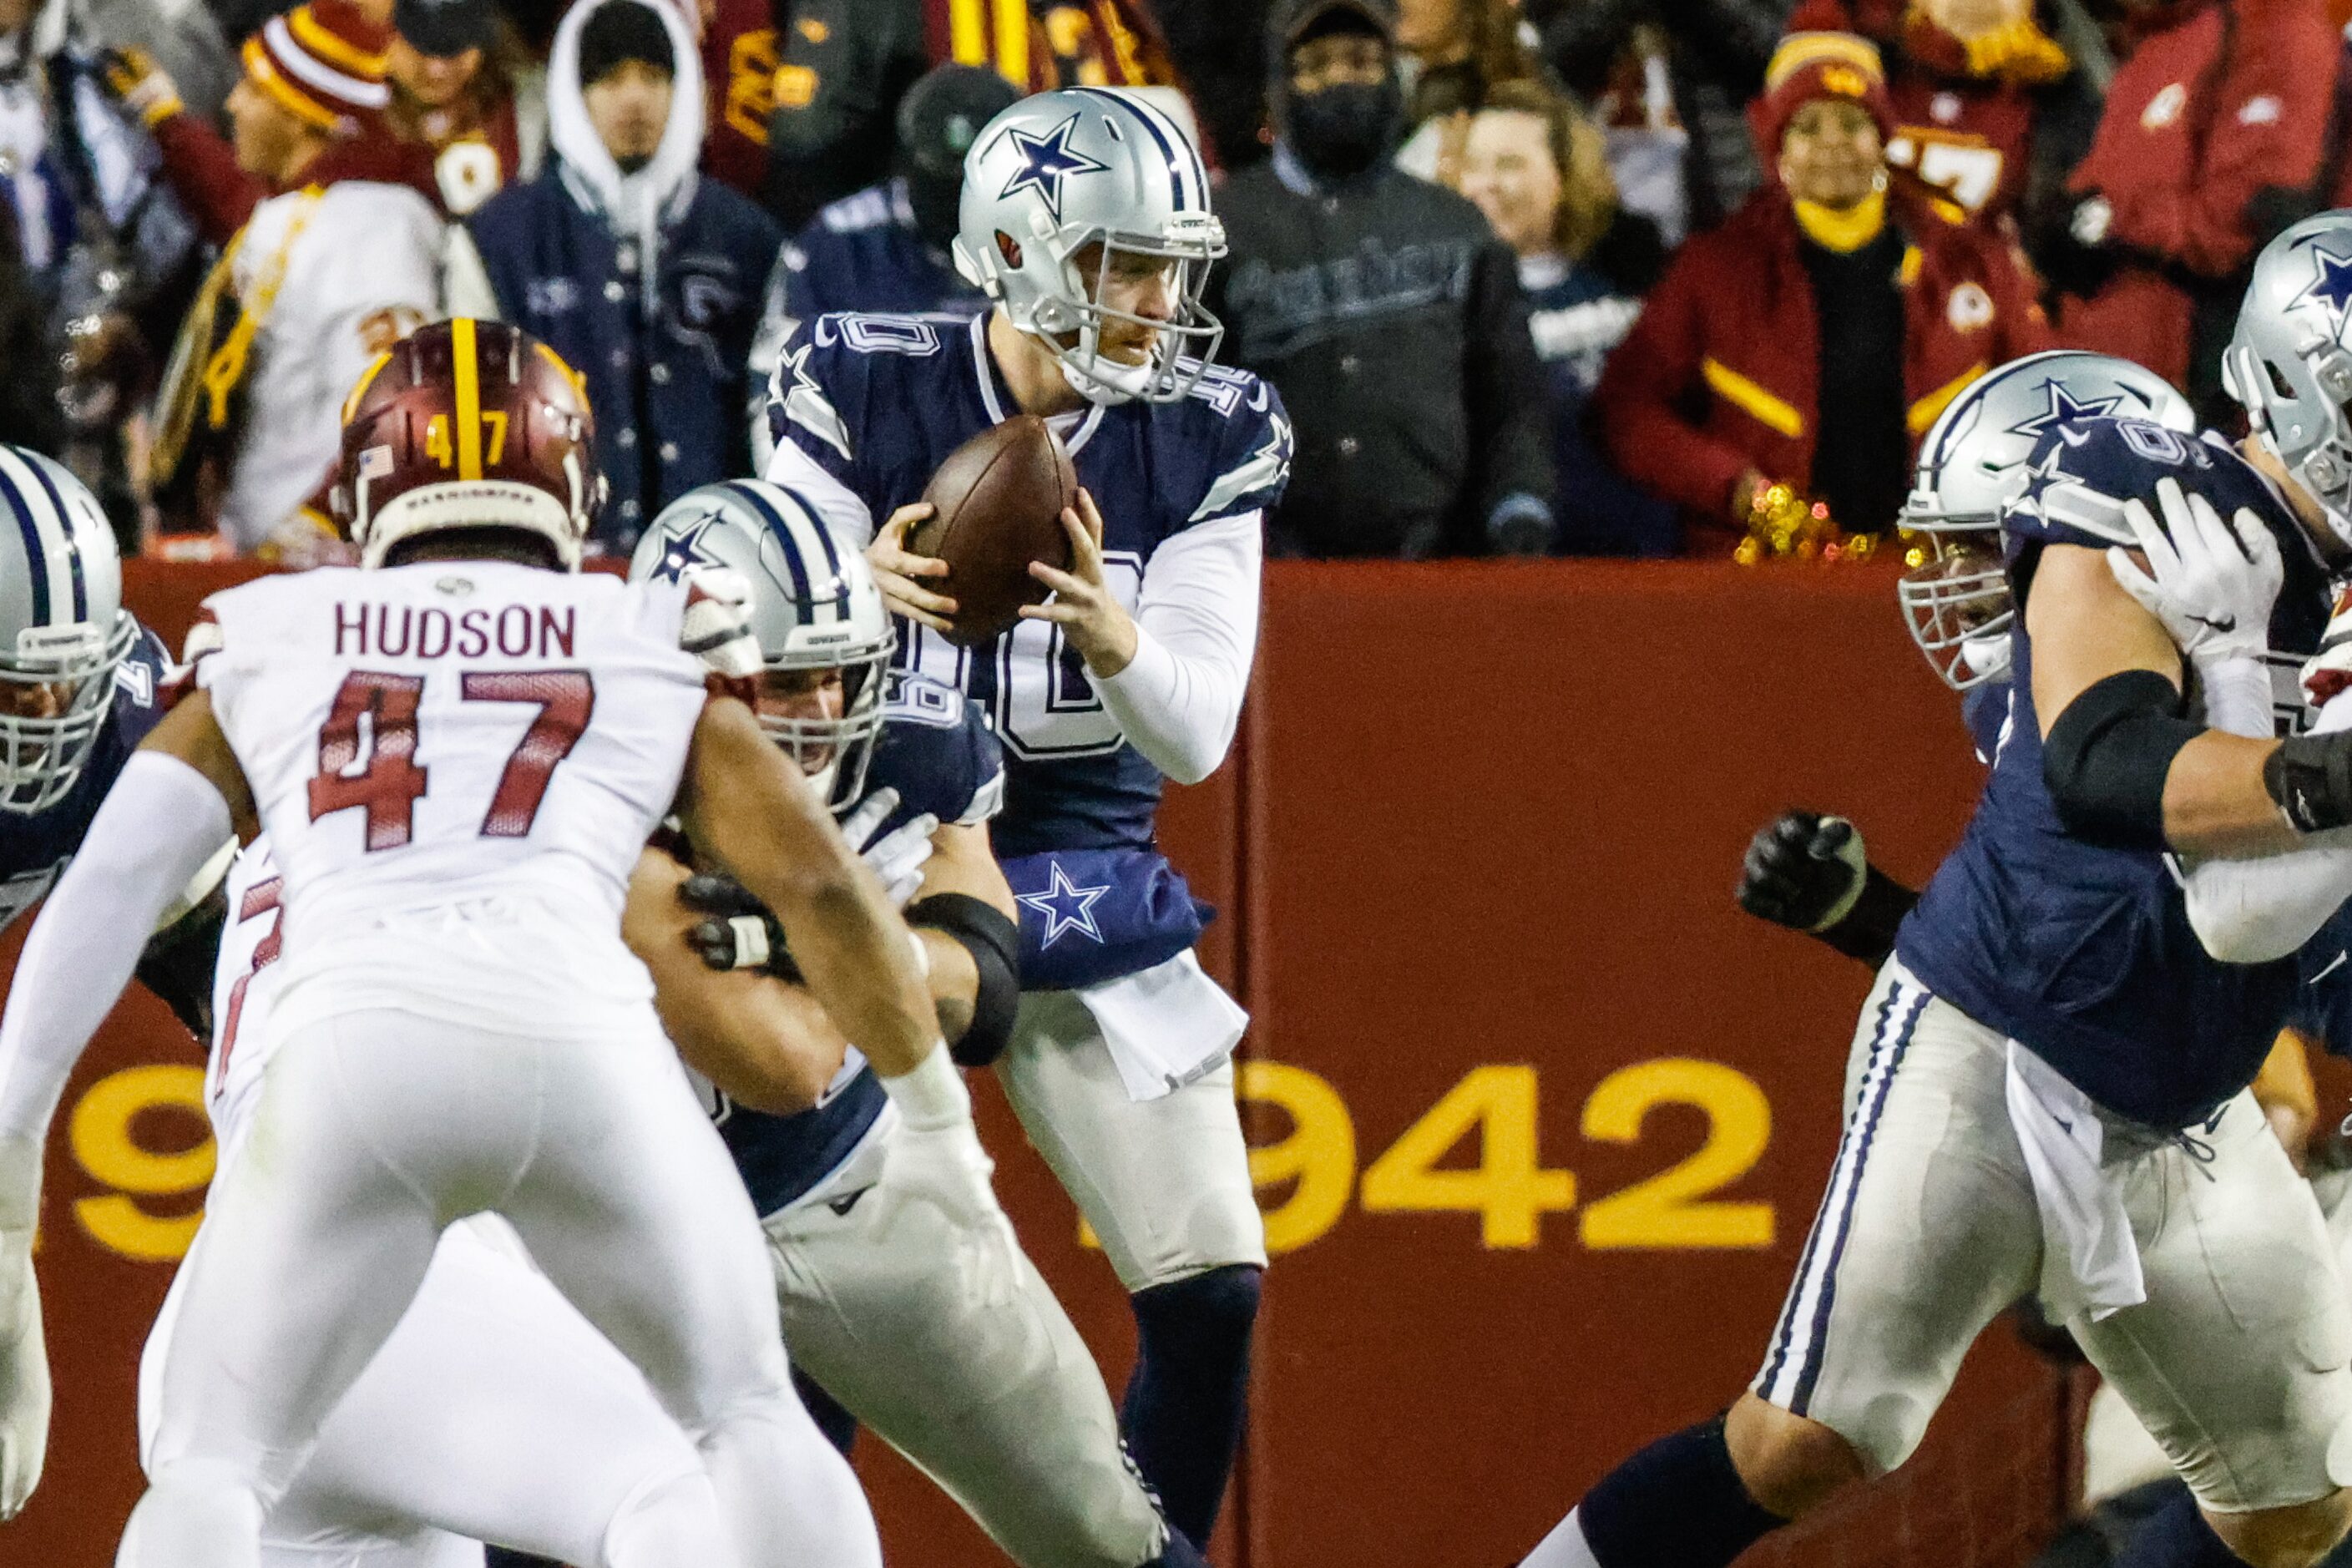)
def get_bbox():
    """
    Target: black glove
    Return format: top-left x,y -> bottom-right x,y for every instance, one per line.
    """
678,873 -> 802,982
1737,811 -> 1867,932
